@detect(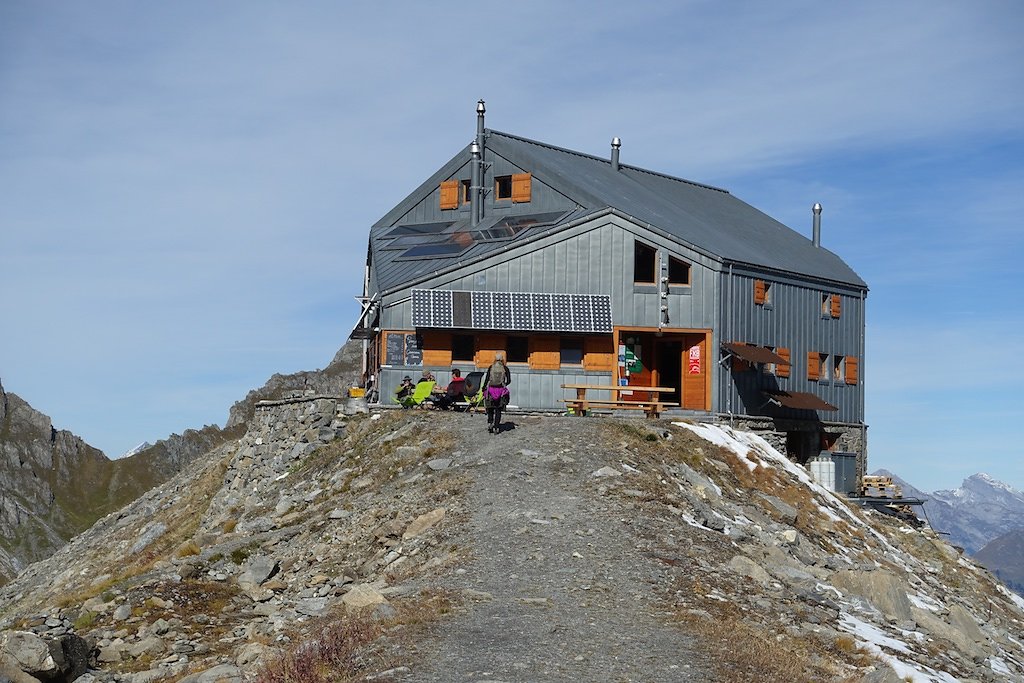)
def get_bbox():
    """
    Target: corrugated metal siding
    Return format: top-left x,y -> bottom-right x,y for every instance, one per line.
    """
718,268 -> 865,424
